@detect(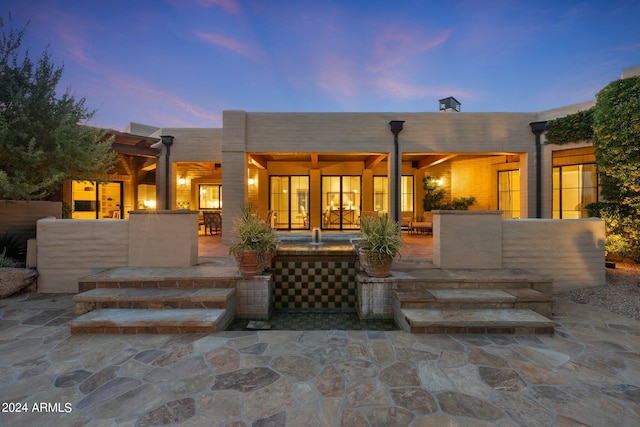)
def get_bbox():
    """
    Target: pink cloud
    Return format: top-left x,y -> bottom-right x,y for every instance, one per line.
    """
93,70 -> 221,126
368,27 -> 452,74
315,54 -> 358,99
194,0 -> 241,14
195,32 -> 263,60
